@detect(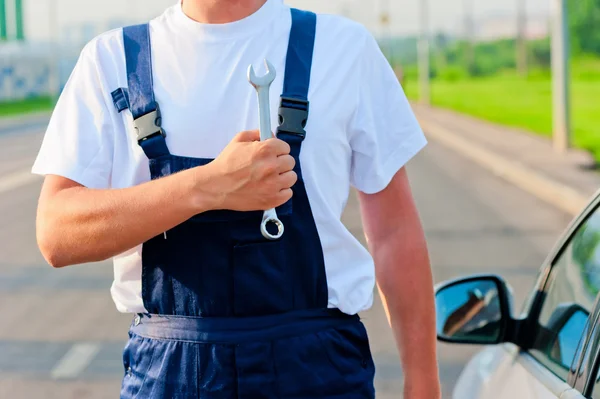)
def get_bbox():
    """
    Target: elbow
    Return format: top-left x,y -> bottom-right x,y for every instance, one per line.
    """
371,240 -> 401,287
36,218 -> 70,269
372,234 -> 430,290
37,233 -> 68,269
45,254 -> 69,269
36,177 -> 89,268
45,255 -> 69,270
